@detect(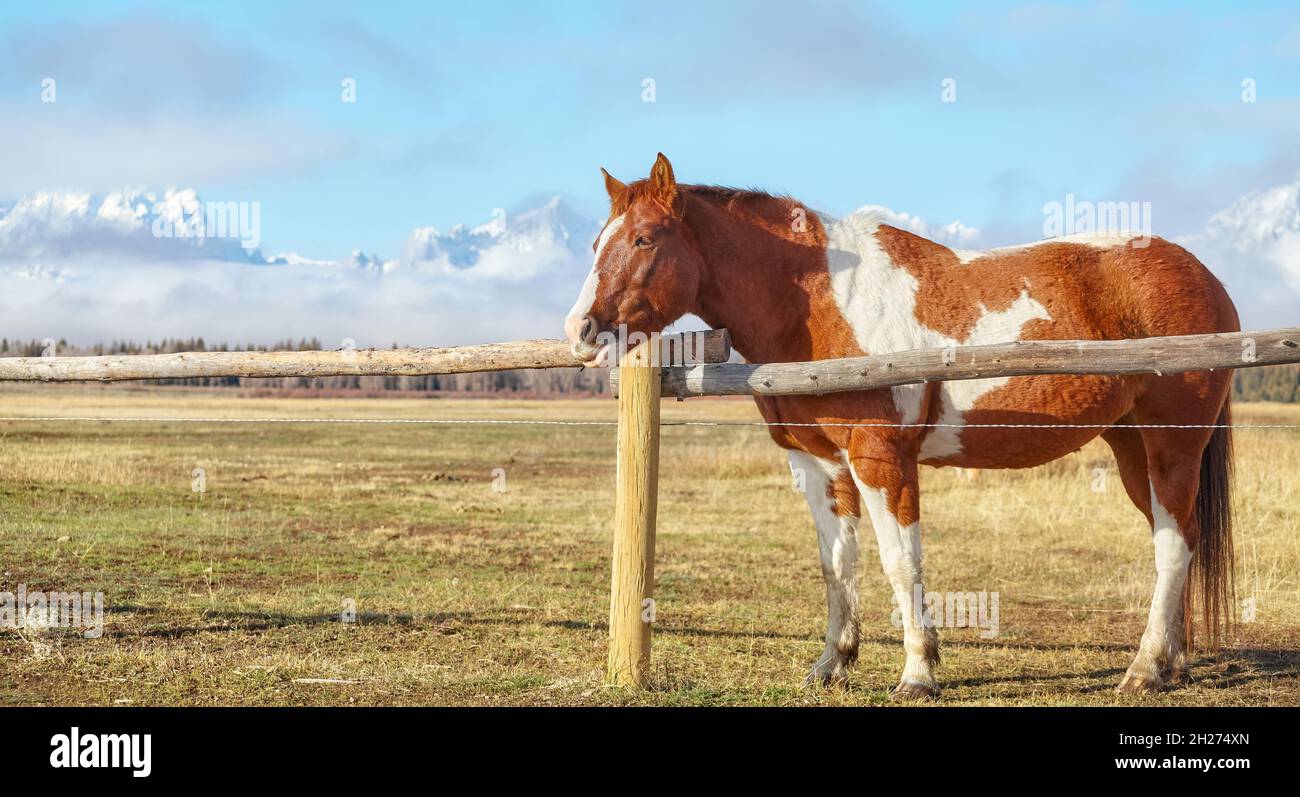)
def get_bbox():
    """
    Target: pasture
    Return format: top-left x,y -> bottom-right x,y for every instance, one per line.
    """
1,385 -> 1297,706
